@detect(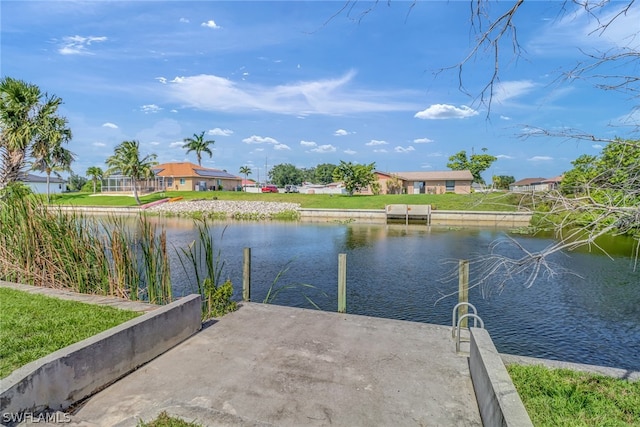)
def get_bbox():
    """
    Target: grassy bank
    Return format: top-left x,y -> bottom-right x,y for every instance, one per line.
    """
508,364 -> 640,426
0,287 -> 140,378
52,191 -> 519,211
